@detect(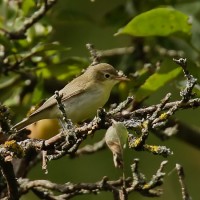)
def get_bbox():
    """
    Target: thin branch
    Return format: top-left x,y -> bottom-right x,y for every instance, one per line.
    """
86,43 -> 100,65
176,164 -> 192,200
127,159 -> 166,197
97,46 -> 135,58
54,90 -> 74,132
74,137 -> 106,157
108,96 -> 133,115
18,176 -> 131,199
1,98 -> 200,162
0,158 -> 19,200
128,98 -> 200,118
173,58 -> 197,102
3,0 -> 58,40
